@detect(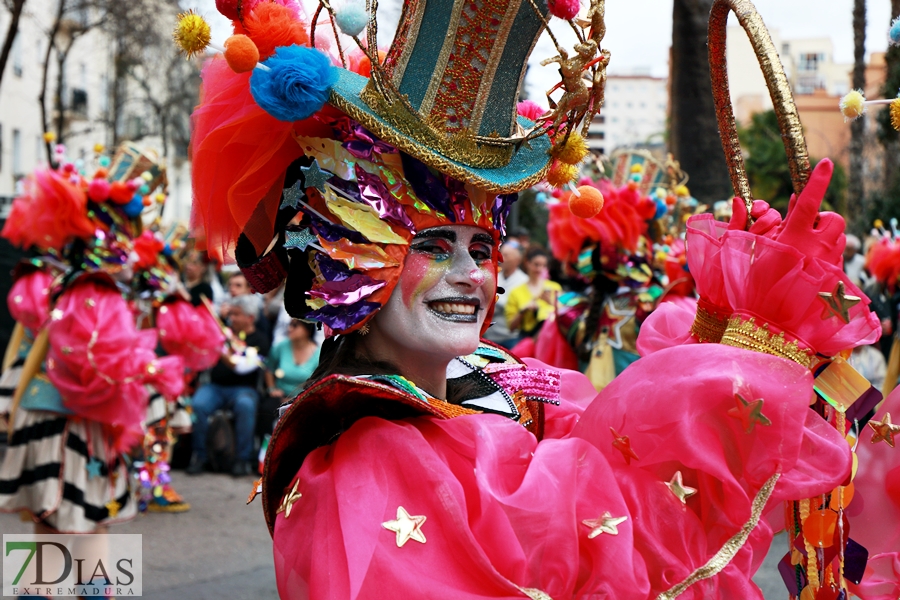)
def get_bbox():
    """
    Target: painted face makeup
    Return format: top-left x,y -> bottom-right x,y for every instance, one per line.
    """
372,225 -> 497,363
